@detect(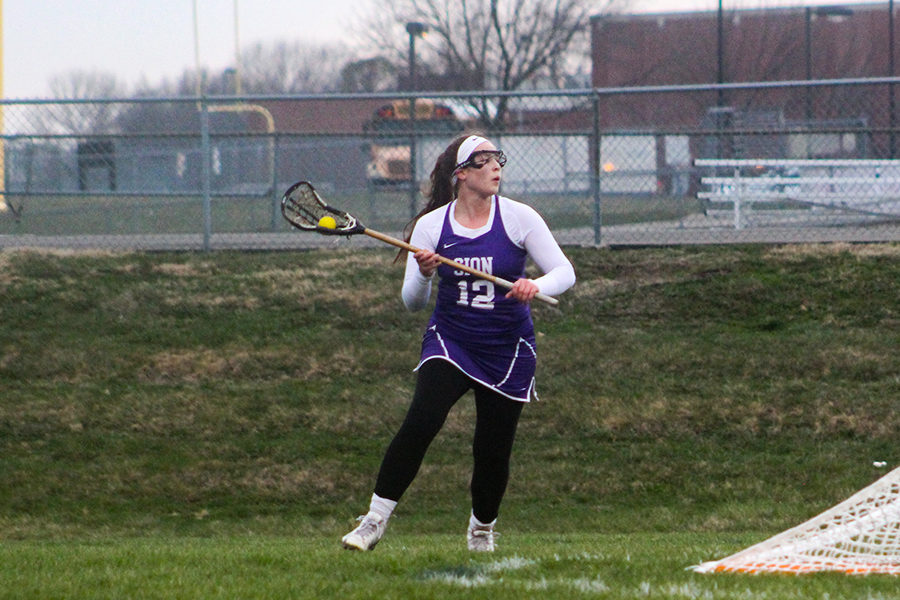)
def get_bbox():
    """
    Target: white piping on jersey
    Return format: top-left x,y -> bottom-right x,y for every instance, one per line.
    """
495,337 -> 537,389
429,324 -> 450,358
415,327 -> 536,403
416,356 -> 534,403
